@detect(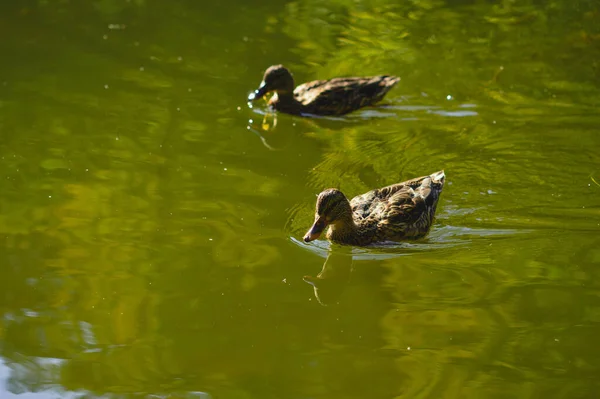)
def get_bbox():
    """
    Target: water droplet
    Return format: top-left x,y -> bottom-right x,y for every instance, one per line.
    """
446,95 -> 453,100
